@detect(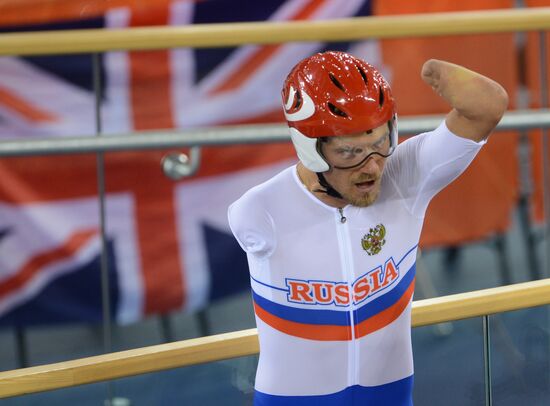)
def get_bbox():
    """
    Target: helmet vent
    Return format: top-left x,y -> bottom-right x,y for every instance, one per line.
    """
328,102 -> 348,118
329,73 -> 346,93
294,90 -> 303,109
356,65 -> 368,86
378,86 -> 385,107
